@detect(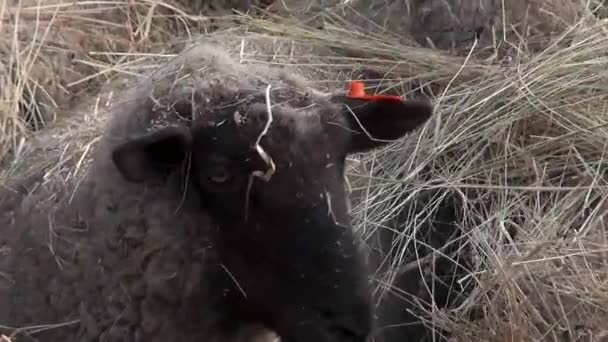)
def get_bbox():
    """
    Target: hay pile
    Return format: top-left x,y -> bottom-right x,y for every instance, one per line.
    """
342,21 -> 608,341
2,0 -> 608,340
0,0 -> 239,165
232,12 -> 608,339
